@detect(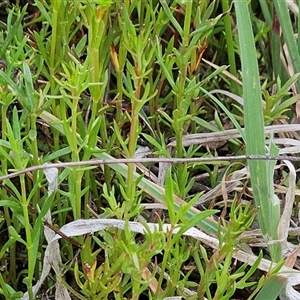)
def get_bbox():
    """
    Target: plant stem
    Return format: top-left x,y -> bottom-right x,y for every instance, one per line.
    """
222,0 -> 239,94
175,2 -> 192,198
0,97 -> 17,287
49,0 -> 62,151
126,74 -> 141,214
20,174 -> 34,299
